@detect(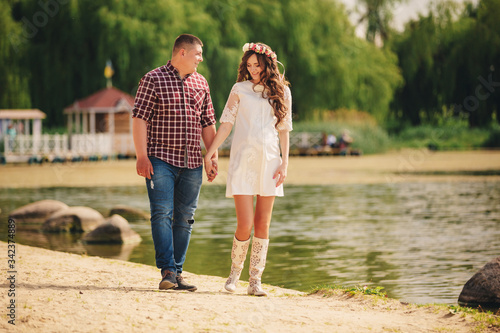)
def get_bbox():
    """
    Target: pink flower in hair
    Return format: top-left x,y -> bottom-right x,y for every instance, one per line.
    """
242,42 -> 277,60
